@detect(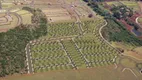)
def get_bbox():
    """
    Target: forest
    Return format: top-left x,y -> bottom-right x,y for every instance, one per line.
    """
0,7 -> 47,77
